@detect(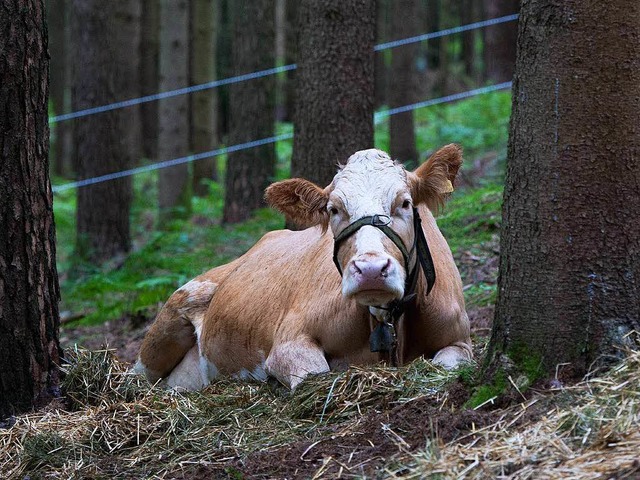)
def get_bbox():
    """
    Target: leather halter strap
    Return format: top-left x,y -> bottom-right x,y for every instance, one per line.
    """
332,207 -> 436,296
